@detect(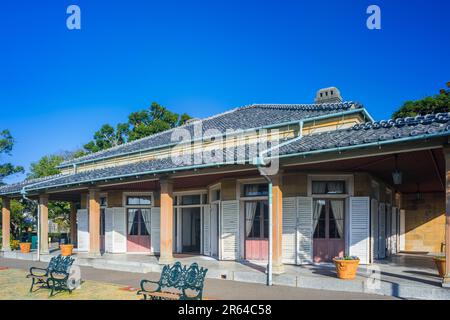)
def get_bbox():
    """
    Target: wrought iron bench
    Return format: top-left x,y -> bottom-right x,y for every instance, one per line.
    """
27,254 -> 75,296
137,262 -> 208,300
